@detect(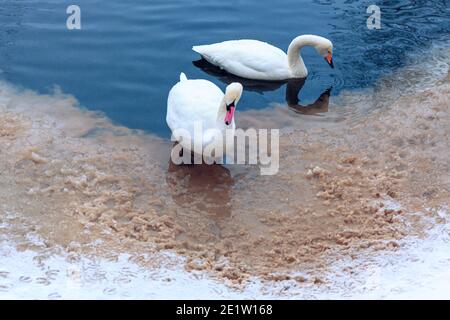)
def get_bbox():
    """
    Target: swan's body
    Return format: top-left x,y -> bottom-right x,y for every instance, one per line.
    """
193,35 -> 334,81
167,73 -> 243,157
